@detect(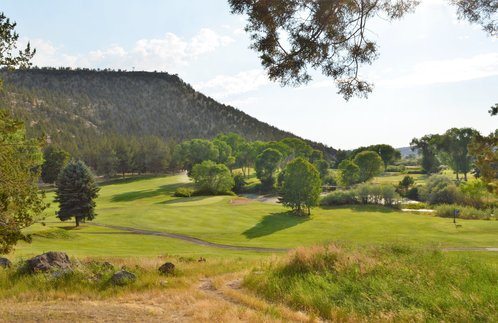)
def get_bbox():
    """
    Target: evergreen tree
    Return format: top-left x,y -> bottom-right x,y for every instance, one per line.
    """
55,160 -> 100,227
41,145 -> 70,184
281,158 -> 321,215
